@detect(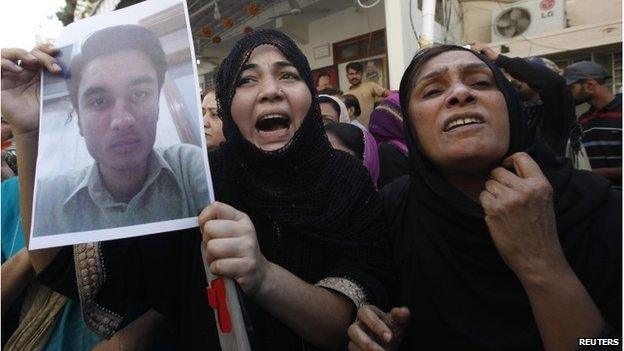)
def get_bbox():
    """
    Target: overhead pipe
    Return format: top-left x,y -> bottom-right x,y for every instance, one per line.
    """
421,0 -> 436,47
